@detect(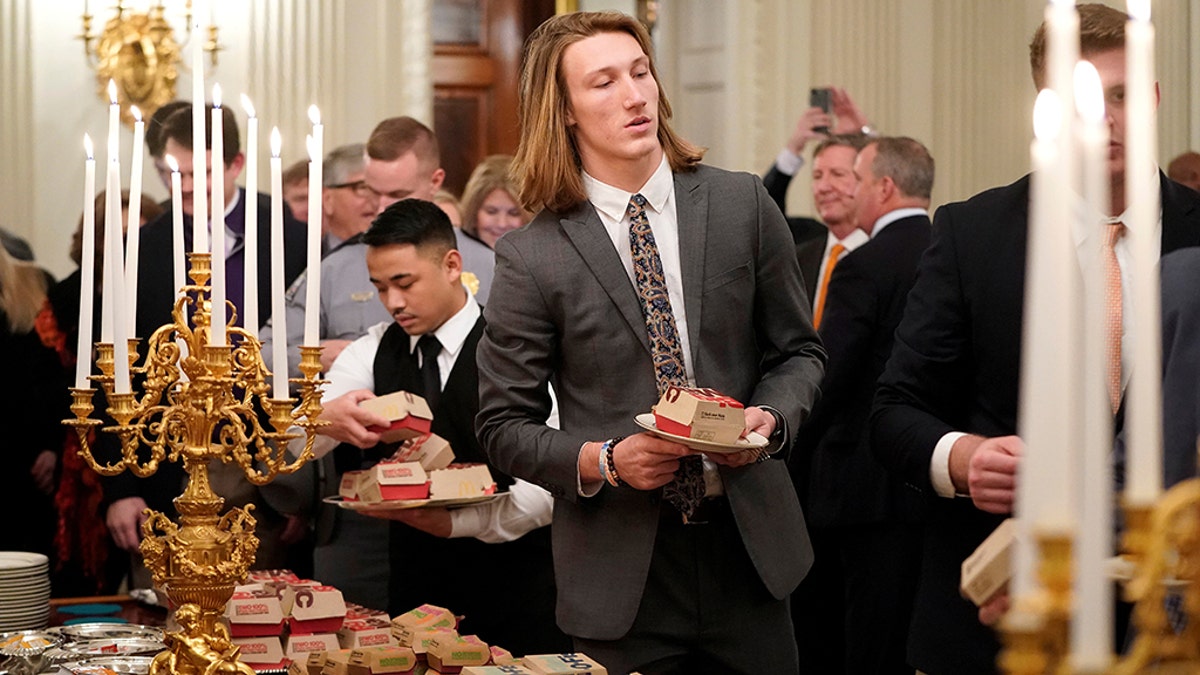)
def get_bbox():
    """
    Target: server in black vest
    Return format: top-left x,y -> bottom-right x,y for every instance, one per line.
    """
314,199 -> 568,656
